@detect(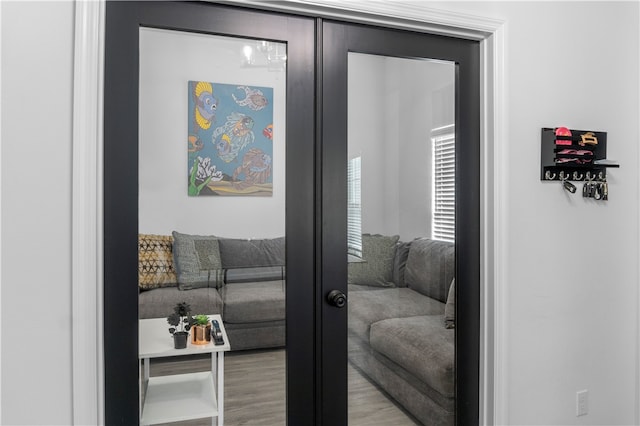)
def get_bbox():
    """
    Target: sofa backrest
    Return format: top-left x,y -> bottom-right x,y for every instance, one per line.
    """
403,238 -> 454,303
392,241 -> 411,287
218,237 -> 286,284
218,237 -> 285,268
